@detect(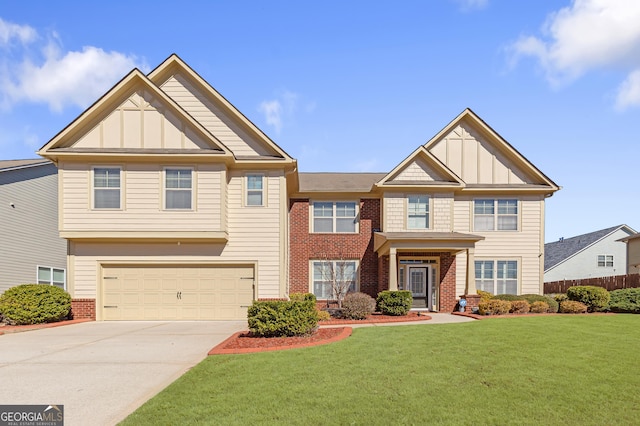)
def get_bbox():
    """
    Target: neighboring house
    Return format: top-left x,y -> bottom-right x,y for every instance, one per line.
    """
290,109 -> 560,312
544,225 -> 636,282
37,54 -> 559,320
0,159 -> 67,293
618,233 -> 640,274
